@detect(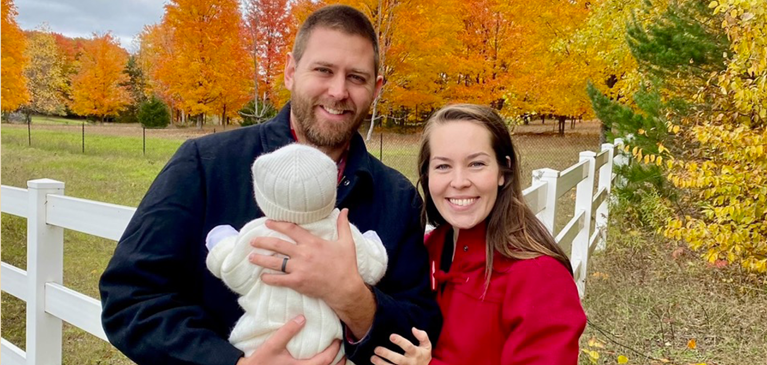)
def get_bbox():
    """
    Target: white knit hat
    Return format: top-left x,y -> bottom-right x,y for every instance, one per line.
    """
252,144 -> 338,225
